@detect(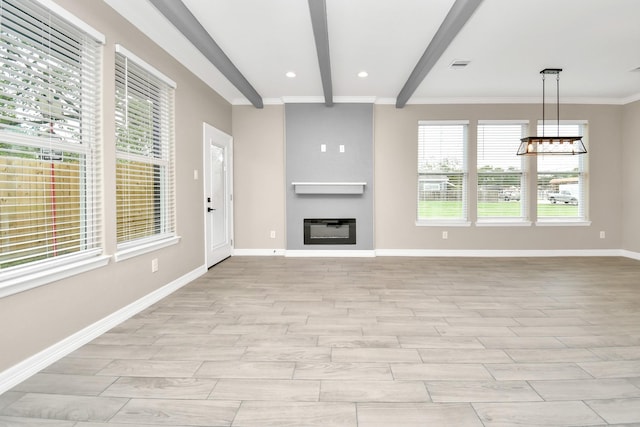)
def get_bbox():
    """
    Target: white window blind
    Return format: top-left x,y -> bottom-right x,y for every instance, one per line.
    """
417,122 -> 467,221
115,48 -> 175,247
0,0 -> 102,270
477,122 -> 527,220
536,123 -> 587,221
